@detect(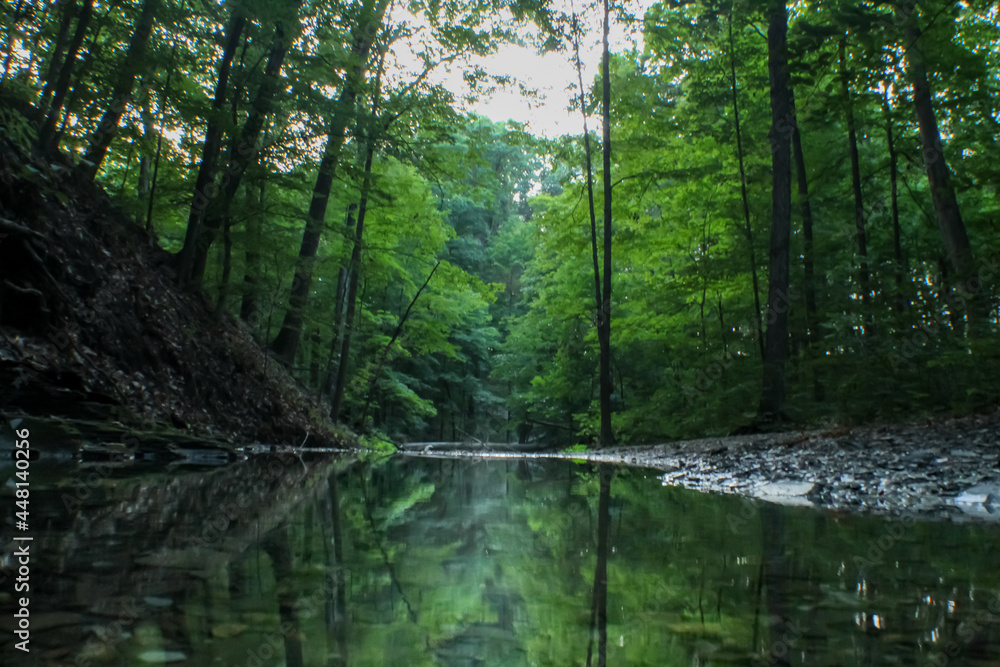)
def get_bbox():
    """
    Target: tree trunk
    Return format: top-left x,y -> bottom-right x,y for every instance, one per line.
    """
570,9 -> 610,447
146,42 -> 176,232
330,109 -> 381,424
881,87 -> 905,309
79,0 -> 160,179
597,0 -> 614,447
897,0 -> 981,332
718,292 -> 727,355
189,7 -> 301,282
240,182 -> 264,324
359,261 -> 440,424
137,82 -> 154,202
790,90 -> 817,343
175,8 -> 247,287
729,9 -> 765,359
838,37 -> 870,323
321,205 -> 357,395
37,0 -> 94,153
270,0 -> 390,366
216,211 -> 233,313
759,0 -> 792,422
309,329 -> 321,389
571,10 -> 602,354
37,0 -> 75,116
790,90 -> 825,402
48,12 -> 109,150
